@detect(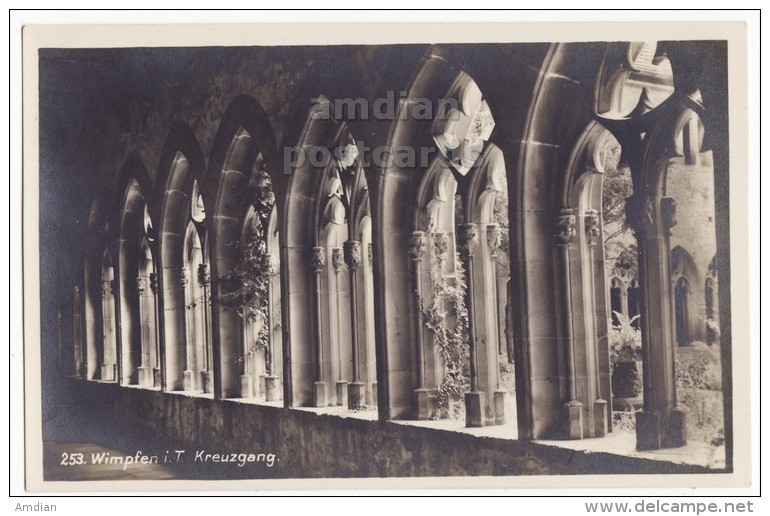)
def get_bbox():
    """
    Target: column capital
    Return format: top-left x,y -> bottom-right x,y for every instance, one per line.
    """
457,223 -> 479,260
625,194 -> 654,237
310,246 -> 326,273
408,231 -> 427,261
101,280 -> 112,298
197,262 -> 211,286
332,247 -> 346,273
660,196 -> 677,236
486,223 -> 501,255
136,276 -> 146,294
584,209 -> 601,247
432,231 -> 449,256
180,266 -> 190,287
343,240 -> 362,271
554,208 -> 576,246
149,273 -> 159,295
